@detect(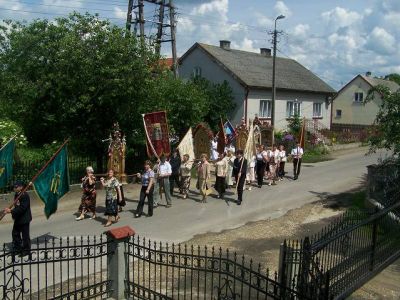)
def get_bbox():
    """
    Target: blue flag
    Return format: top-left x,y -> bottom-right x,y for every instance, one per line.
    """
224,121 -> 237,143
0,138 -> 15,189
